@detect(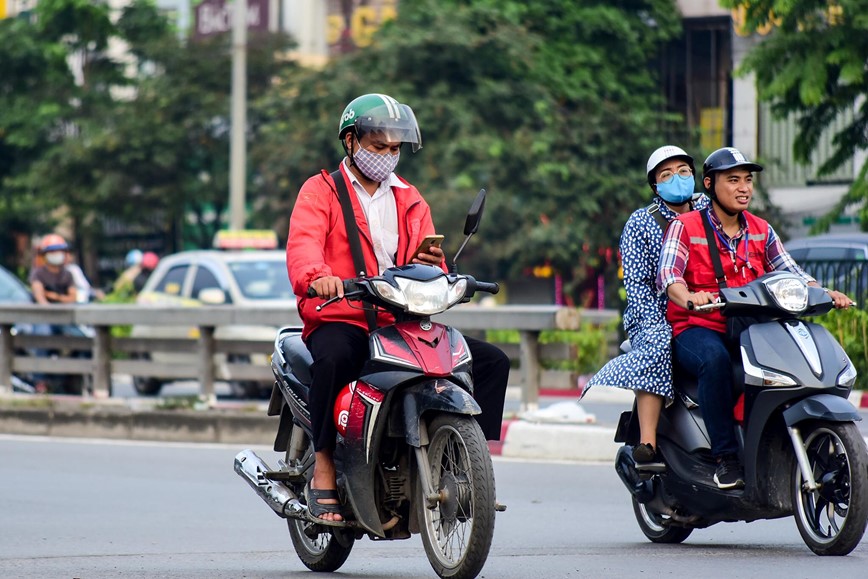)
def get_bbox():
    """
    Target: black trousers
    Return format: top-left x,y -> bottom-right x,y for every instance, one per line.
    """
305,323 -> 510,452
